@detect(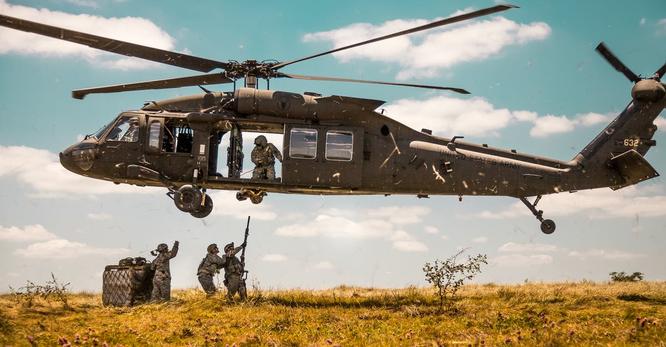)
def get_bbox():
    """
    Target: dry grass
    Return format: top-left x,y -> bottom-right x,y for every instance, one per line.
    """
1,282 -> 665,346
